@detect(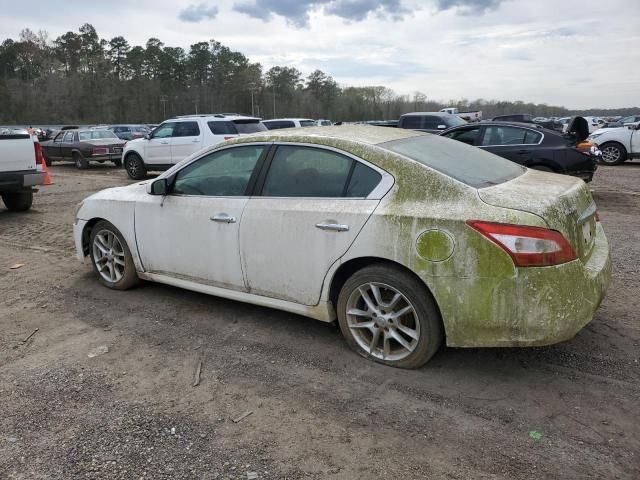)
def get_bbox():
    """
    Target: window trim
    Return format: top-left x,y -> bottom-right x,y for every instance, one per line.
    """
478,125 -> 545,147
252,142 -> 393,200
